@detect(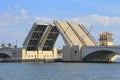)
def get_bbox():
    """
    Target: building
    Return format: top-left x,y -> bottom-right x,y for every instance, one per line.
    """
99,32 -> 114,46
